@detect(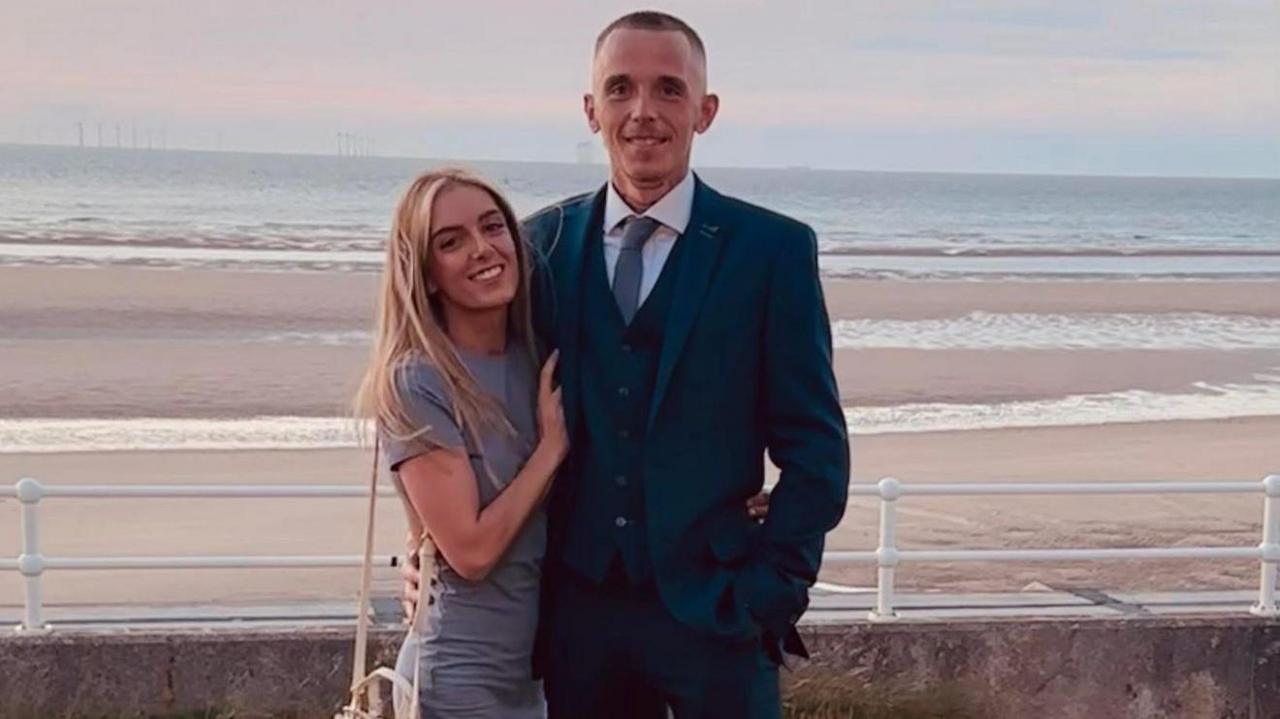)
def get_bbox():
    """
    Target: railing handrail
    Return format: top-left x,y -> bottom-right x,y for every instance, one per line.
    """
2,482 -> 398,499
851,480 -> 1262,496
7,474 -> 1279,632
825,546 -> 1263,562
44,555 -> 396,570
3,479 -> 1261,500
